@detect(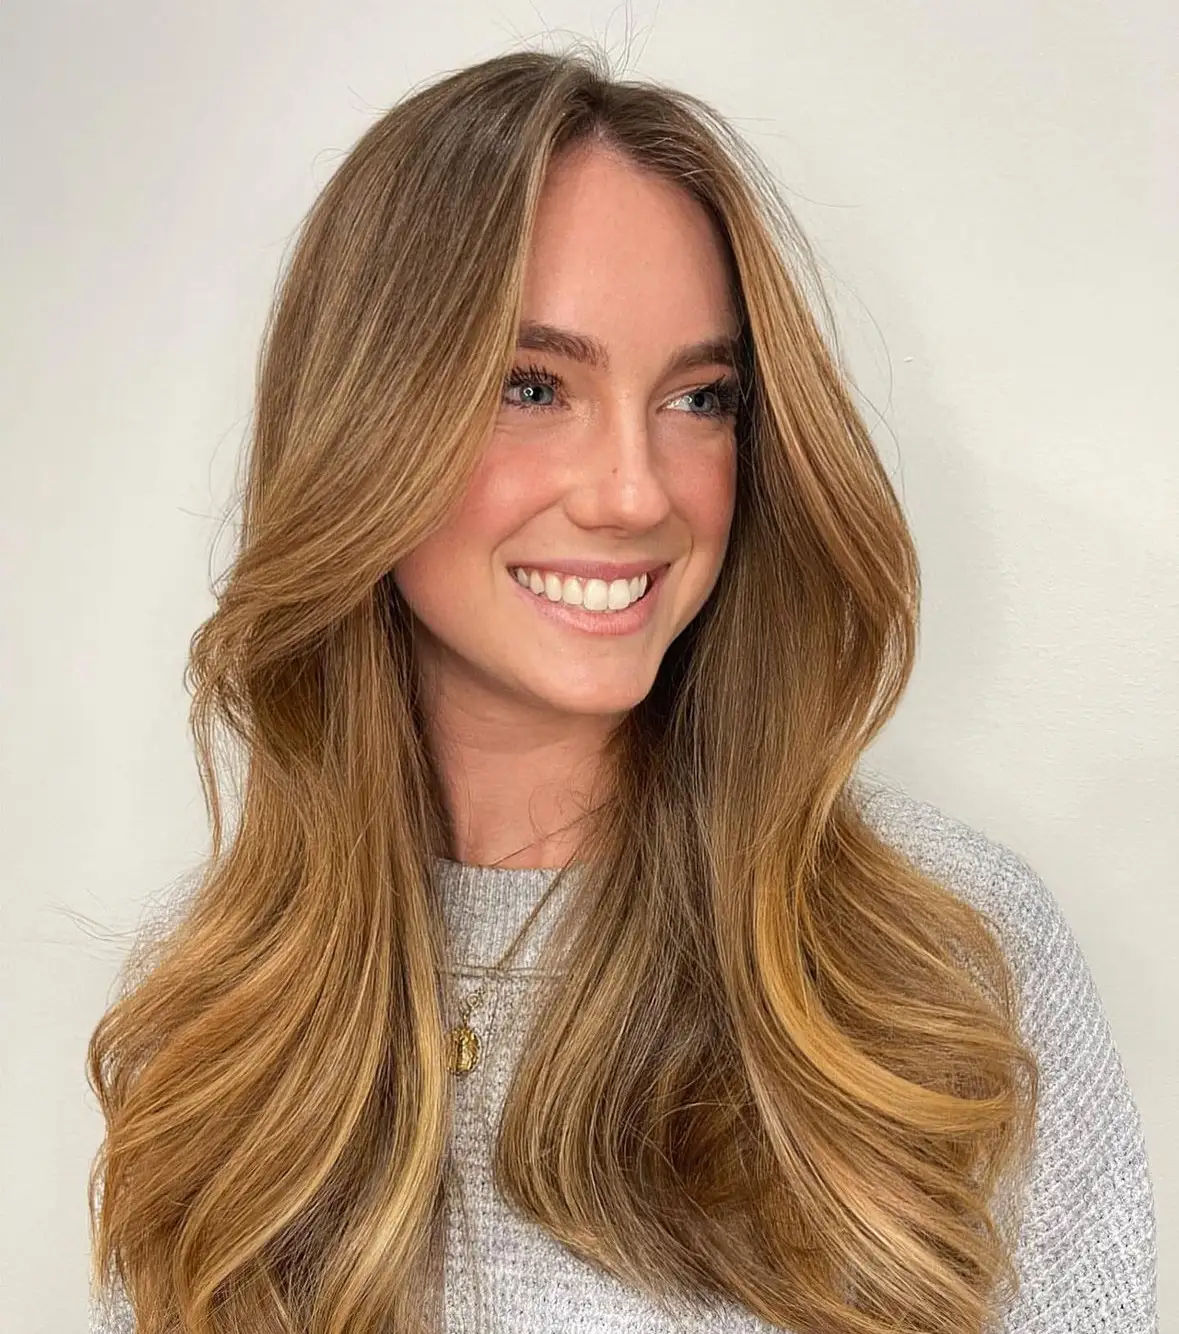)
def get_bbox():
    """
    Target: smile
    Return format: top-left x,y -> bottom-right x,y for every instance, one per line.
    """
509,565 -> 652,613
507,564 -> 668,636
